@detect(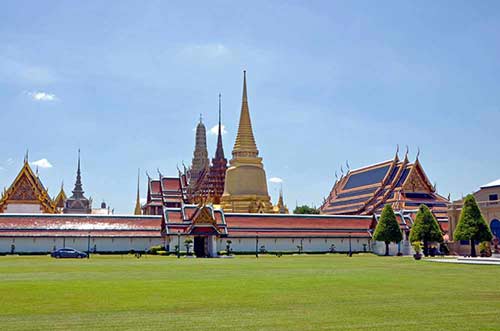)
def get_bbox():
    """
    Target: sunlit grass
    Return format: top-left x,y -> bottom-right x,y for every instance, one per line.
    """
0,254 -> 498,330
